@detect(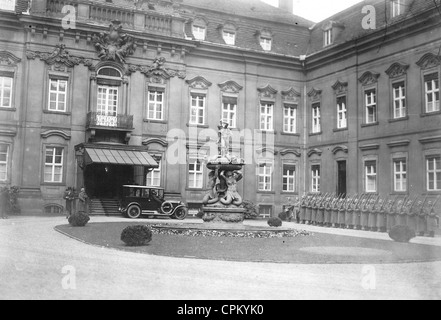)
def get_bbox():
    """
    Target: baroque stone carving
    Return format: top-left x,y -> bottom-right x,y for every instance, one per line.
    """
307,148 -> 323,157
331,80 -> 348,94
281,87 -> 301,102
307,88 -> 322,101
416,53 -> 441,70
280,149 -> 301,157
358,71 -> 380,86
127,57 -> 186,79
218,80 -> 243,93
26,44 -> 92,70
26,44 -> 81,69
0,51 -> 21,66
186,75 -> 213,89
331,145 -> 348,155
385,62 -> 409,78
92,20 -> 136,64
257,84 -> 278,100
